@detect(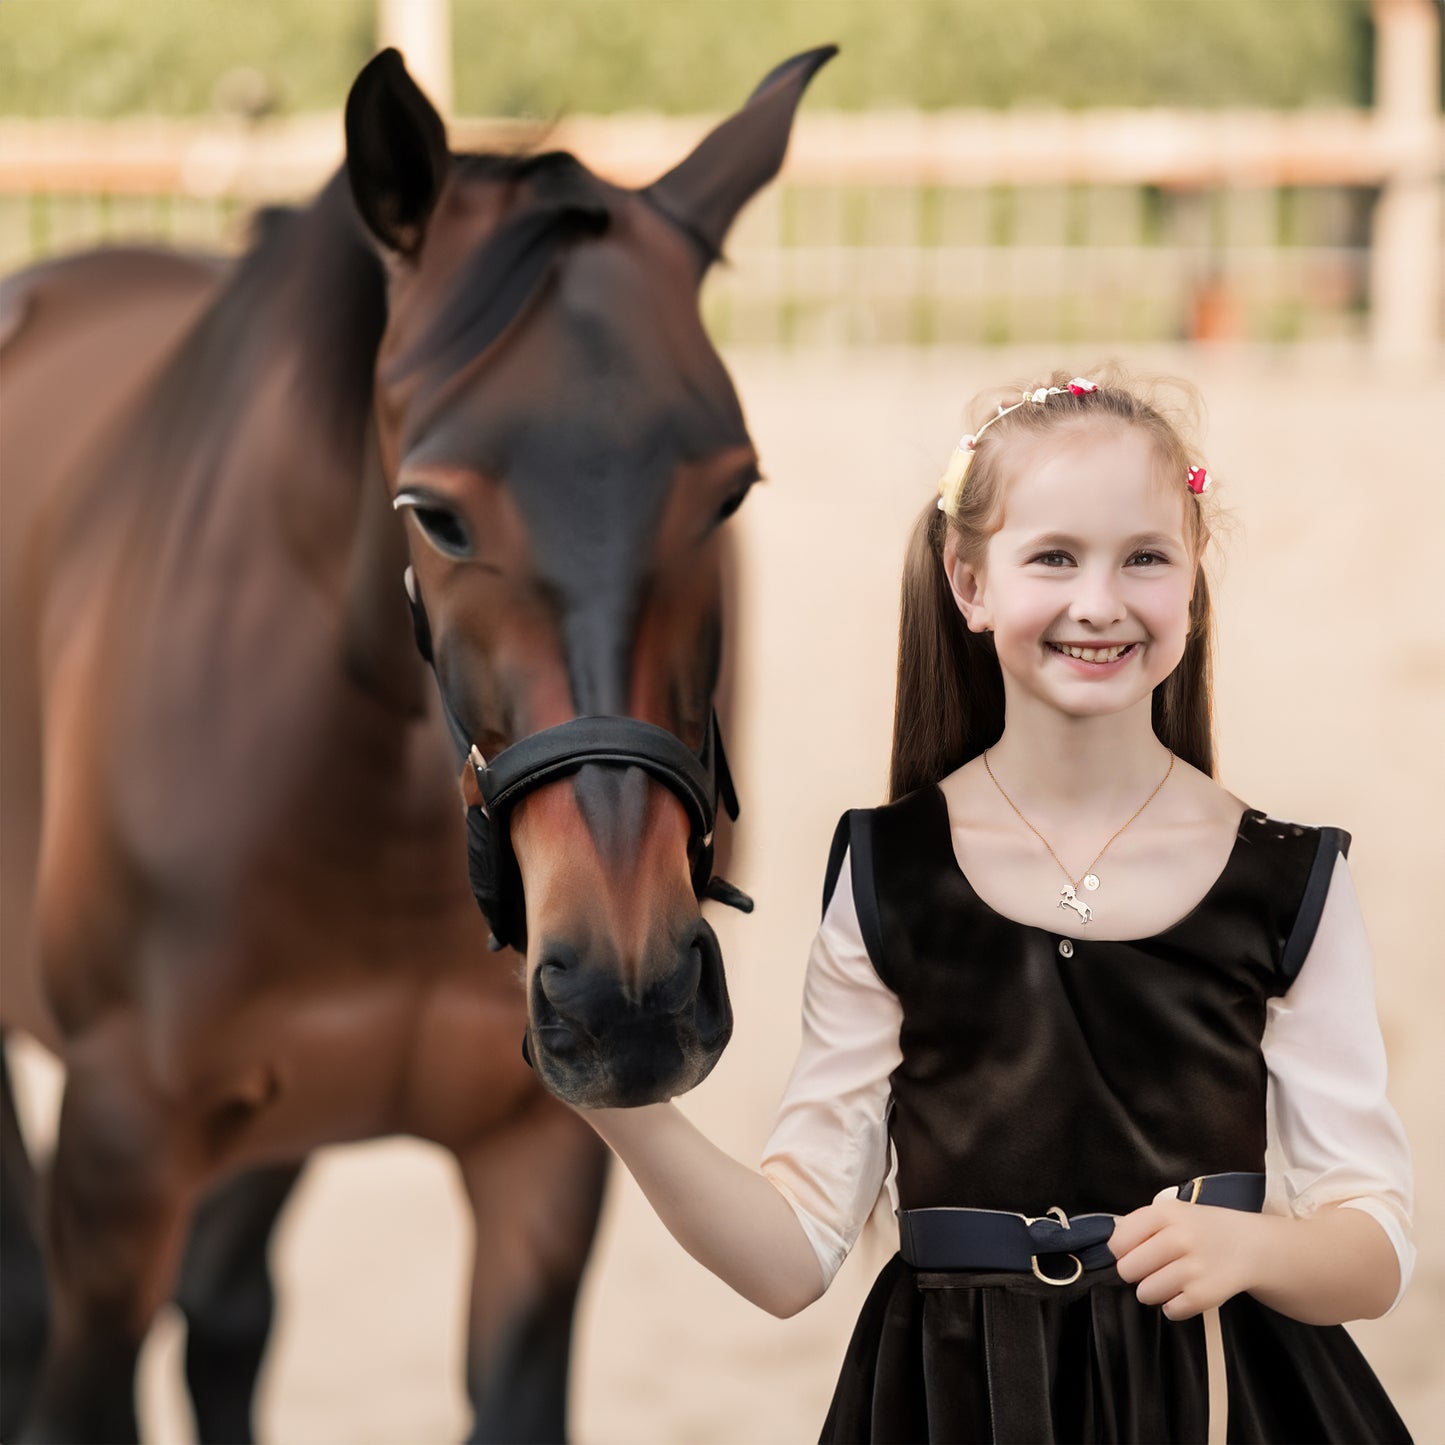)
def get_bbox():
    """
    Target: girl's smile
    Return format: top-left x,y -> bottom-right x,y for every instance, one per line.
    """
1045,639 -> 1139,671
